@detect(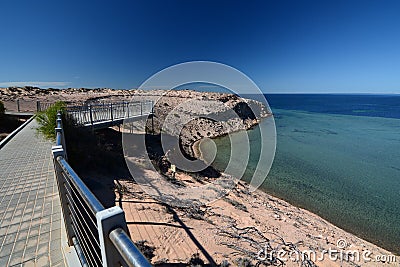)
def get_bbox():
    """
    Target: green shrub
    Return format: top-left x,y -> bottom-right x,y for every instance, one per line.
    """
36,101 -> 66,140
